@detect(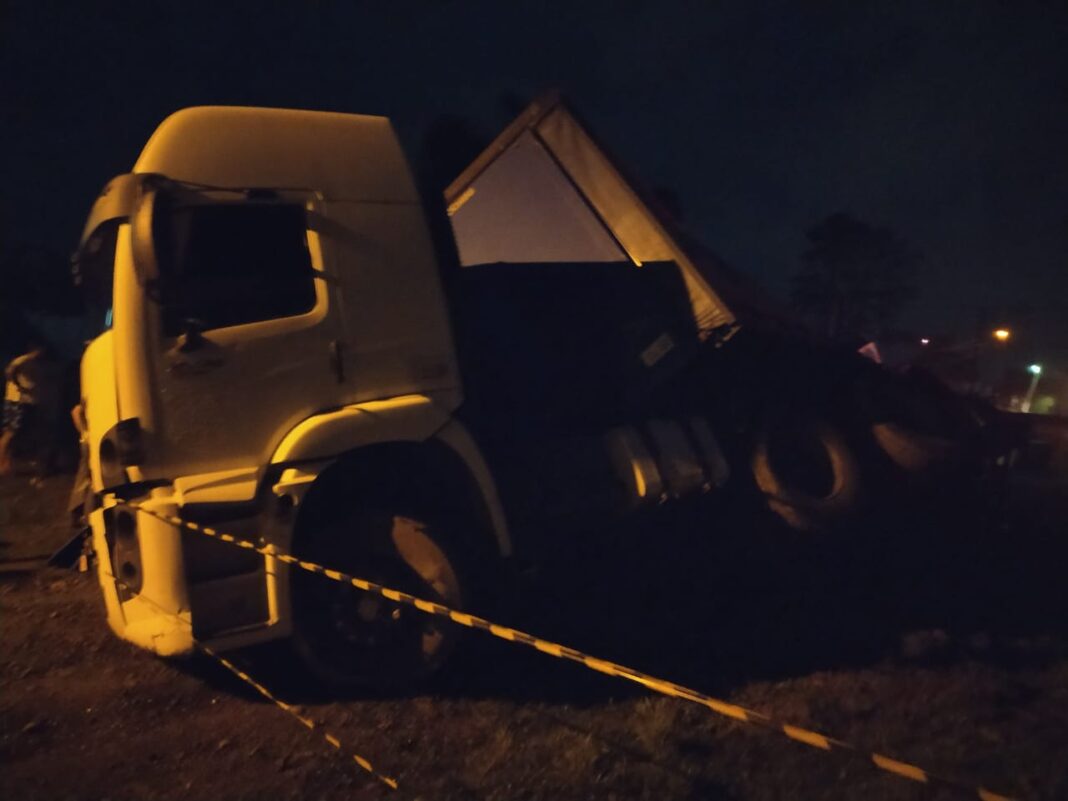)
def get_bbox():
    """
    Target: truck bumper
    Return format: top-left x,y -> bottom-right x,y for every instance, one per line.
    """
91,480 -> 297,657
91,499 -> 195,657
